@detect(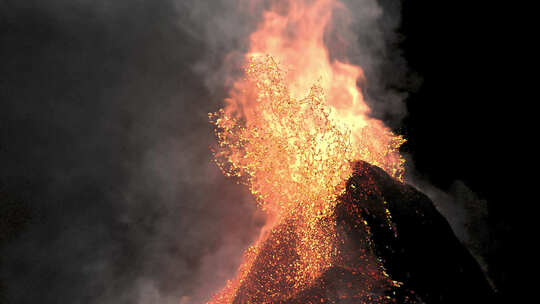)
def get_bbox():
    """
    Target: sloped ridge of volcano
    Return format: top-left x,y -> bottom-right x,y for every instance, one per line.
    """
232,161 -> 494,303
